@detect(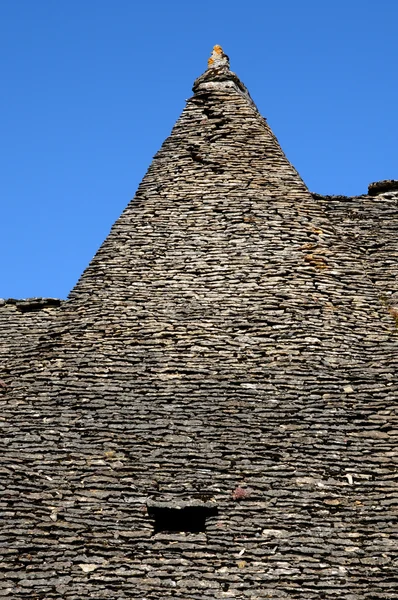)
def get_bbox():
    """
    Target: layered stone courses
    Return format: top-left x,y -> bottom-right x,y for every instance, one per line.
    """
1,47 -> 397,599
0,298 -> 62,359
